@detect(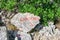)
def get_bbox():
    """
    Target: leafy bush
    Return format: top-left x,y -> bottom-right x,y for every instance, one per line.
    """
0,0 -> 60,26
0,0 -> 16,11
